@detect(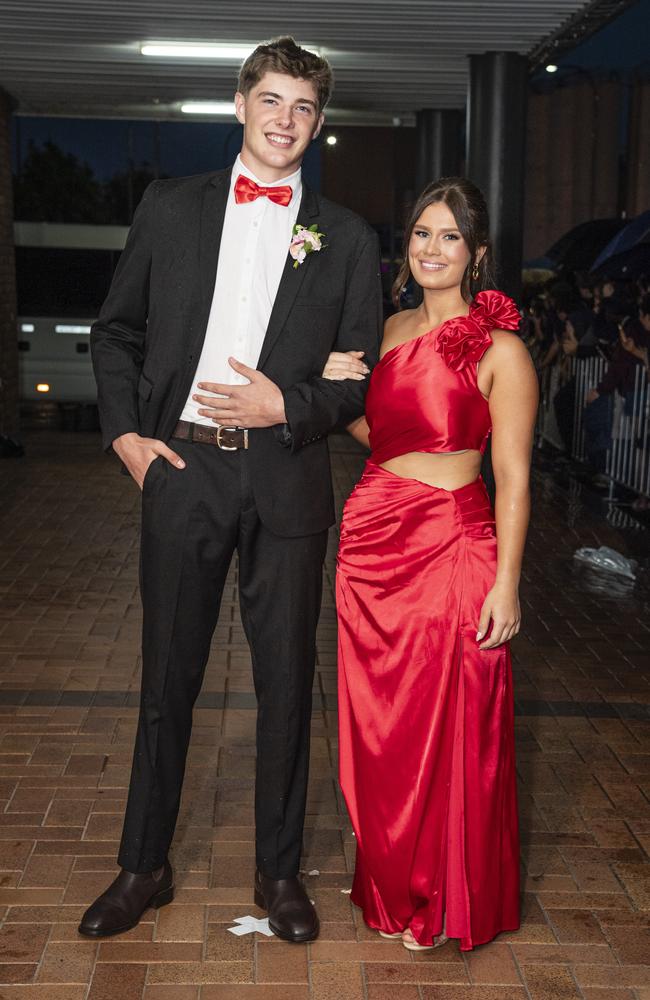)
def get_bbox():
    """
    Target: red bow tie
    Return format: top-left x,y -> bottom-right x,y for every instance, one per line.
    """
234,174 -> 293,207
